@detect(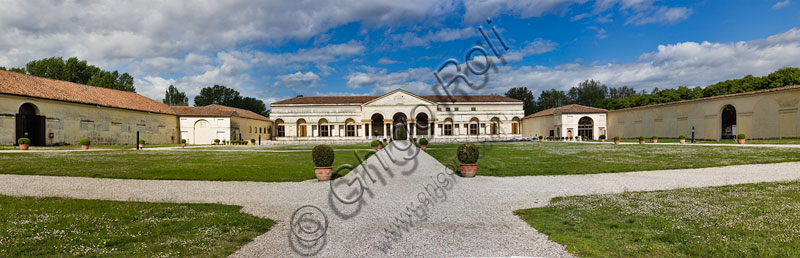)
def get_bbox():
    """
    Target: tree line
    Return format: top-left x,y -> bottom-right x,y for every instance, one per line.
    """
505,67 -> 800,116
1,57 -> 135,92
163,84 -> 269,117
